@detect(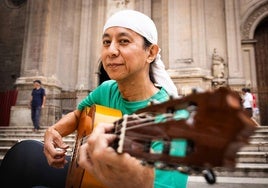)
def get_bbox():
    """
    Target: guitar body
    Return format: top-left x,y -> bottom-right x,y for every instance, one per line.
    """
66,105 -> 122,188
